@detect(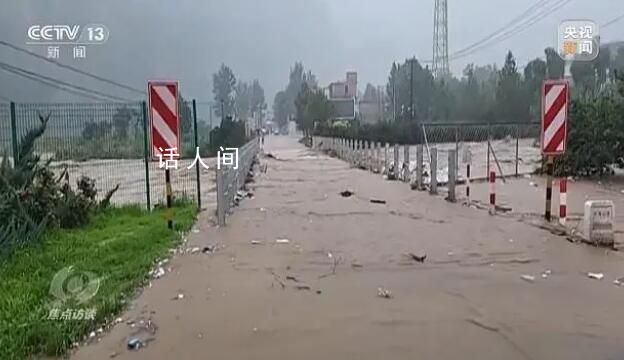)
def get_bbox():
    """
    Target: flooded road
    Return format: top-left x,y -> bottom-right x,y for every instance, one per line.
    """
71,136 -> 624,360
